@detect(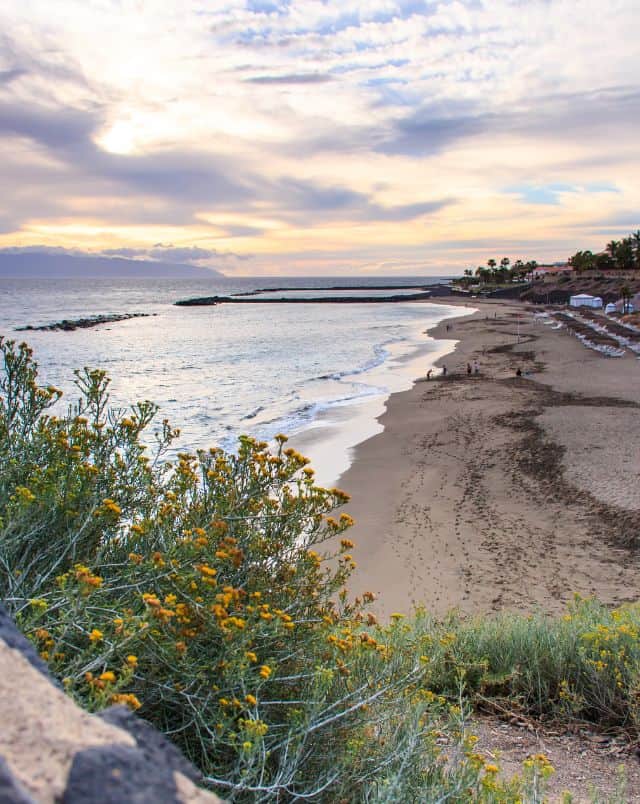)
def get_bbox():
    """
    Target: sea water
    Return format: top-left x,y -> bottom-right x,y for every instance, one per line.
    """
0,276 -> 465,485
